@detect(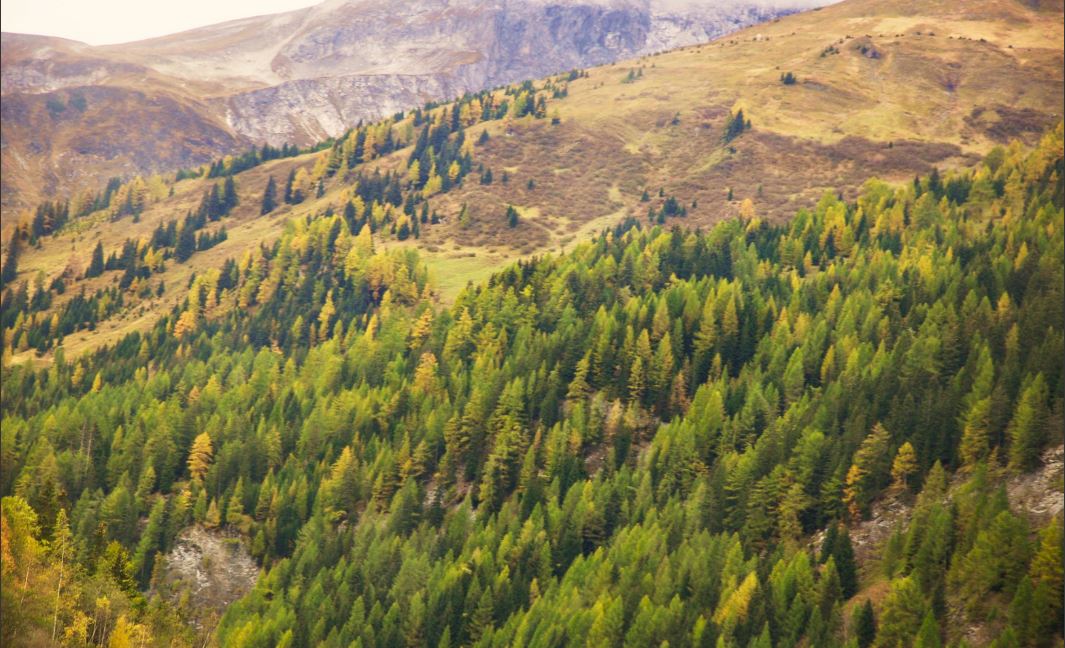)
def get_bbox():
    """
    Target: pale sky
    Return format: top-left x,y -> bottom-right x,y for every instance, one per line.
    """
2,0 -> 836,46
1,0 -> 316,45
